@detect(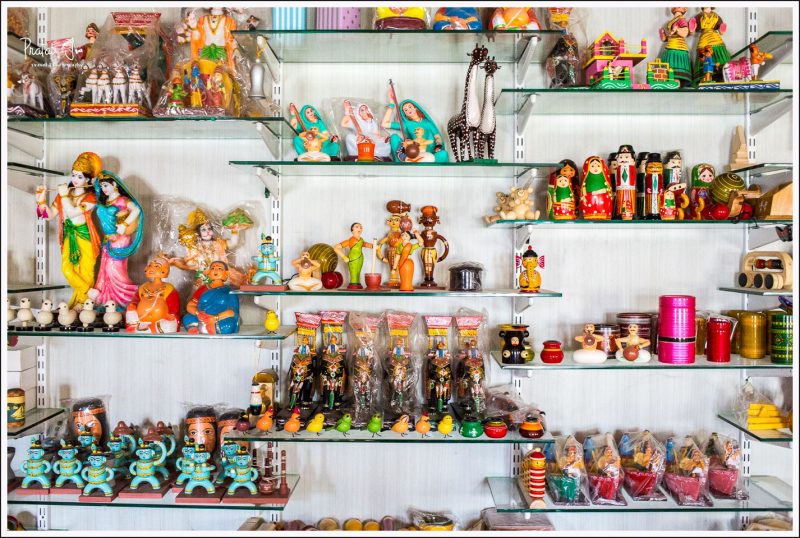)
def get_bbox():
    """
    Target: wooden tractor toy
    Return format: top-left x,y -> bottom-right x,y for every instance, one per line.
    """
736,251 -> 793,291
